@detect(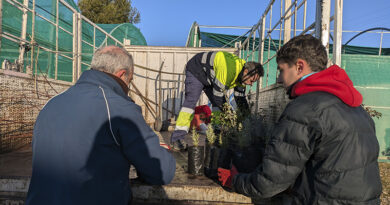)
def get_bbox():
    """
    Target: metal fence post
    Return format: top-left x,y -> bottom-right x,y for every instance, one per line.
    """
283,0 -> 292,43
55,0 -> 59,79
256,18 -> 266,113
303,0 -> 307,30
193,23 -> 199,47
72,13 -> 78,83
251,31 -> 256,61
154,62 -> 164,131
379,30 -> 383,56
171,52 -> 177,119
333,0 -> 343,66
29,0 -> 36,75
159,65 -> 163,122
0,0 -> 2,55
316,0 -> 331,55
77,13 -> 82,79
93,27 -> 96,51
278,0 -> 283,50
266,5 -> 272,86
18,0 -> 28,71
293,0 -> 297,37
